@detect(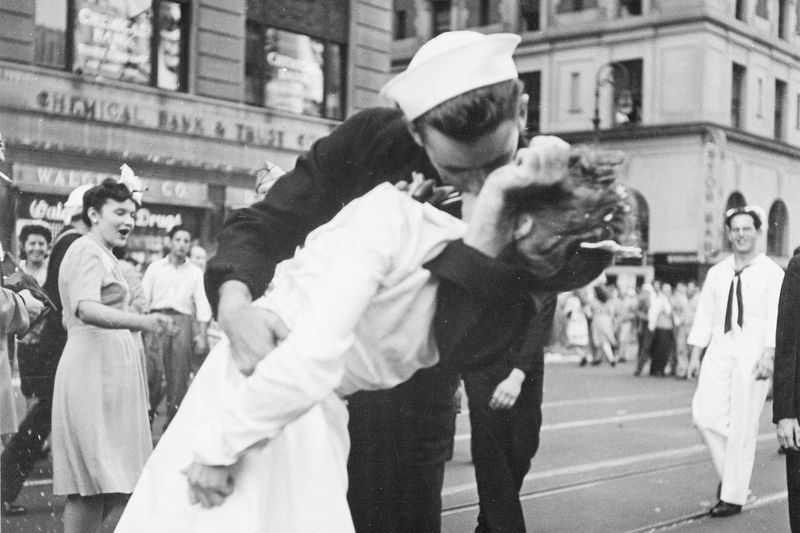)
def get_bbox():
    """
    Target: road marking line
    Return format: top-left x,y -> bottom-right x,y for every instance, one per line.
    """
541,391 -> 689,409
456,391 -> 691,417
443,432 -> 776,498
454,407 -> 693,442
24,479 -> 52,487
